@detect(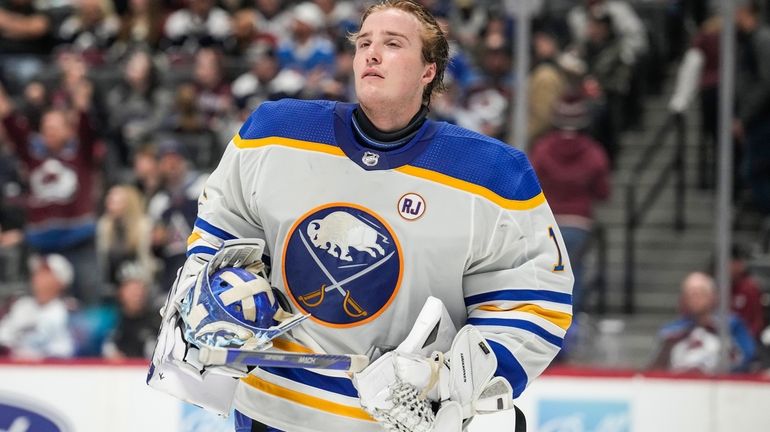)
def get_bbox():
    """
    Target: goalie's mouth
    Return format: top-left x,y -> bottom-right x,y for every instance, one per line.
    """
362,68 -> 384,79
